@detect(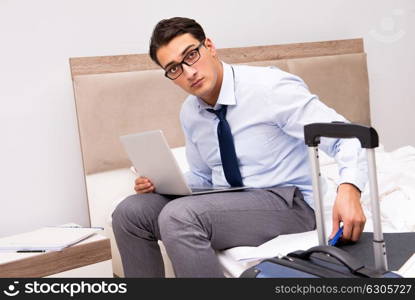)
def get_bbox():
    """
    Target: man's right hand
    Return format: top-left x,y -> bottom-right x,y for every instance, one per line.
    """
134,176 -> 155,194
